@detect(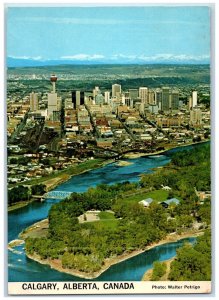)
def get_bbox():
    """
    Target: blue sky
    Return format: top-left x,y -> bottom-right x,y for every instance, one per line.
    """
6,6 -> 210,63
